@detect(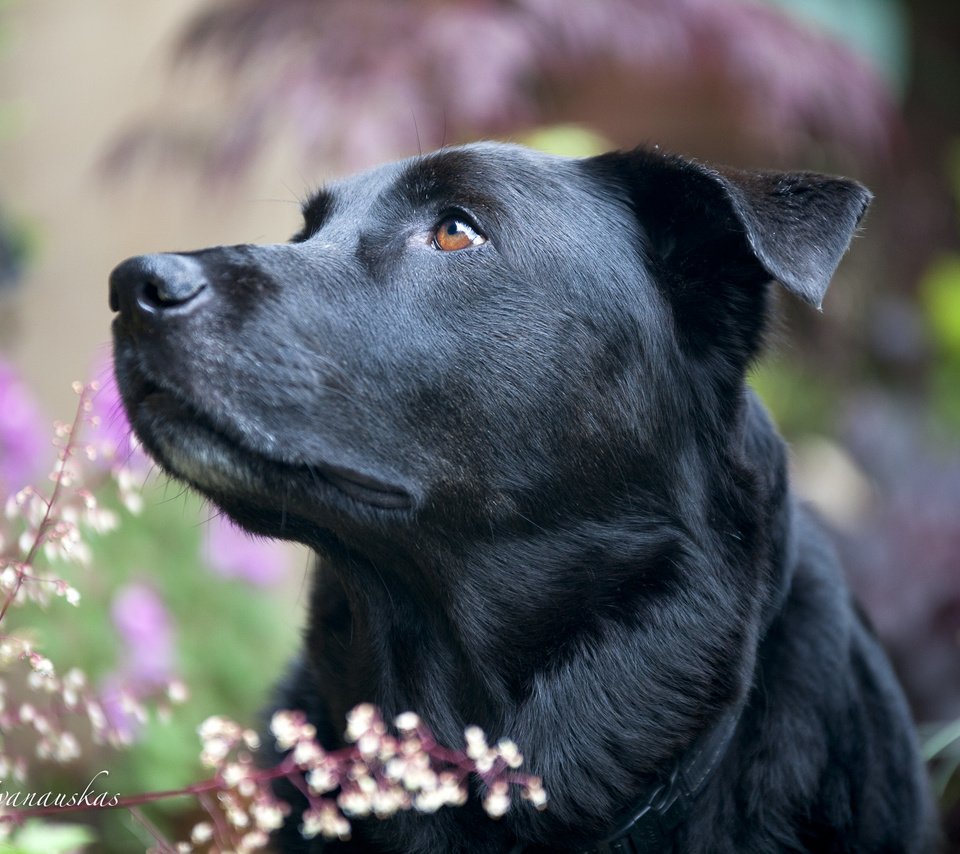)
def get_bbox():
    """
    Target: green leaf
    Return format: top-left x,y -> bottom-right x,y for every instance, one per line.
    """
3,820 -> 95,854
521,125 -> 611,158
920,254 -> 960,358
748,358 -> 834,437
